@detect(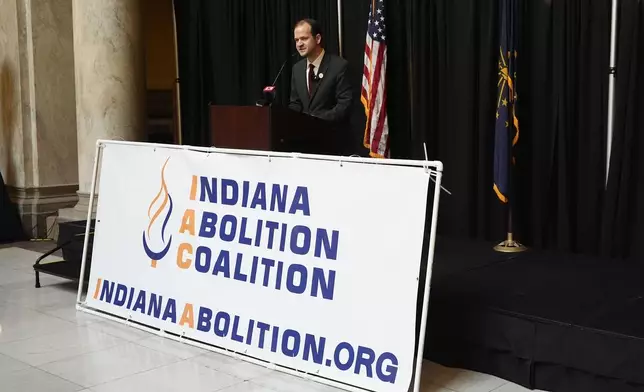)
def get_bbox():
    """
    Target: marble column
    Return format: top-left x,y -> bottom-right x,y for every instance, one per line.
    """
0,0 -> 80,238
59,0 -> 146,221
